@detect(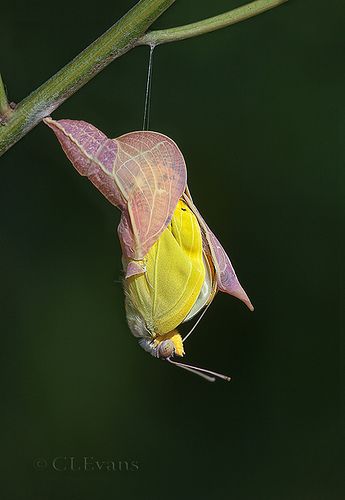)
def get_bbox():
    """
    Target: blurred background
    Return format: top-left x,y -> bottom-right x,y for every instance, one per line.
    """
1,0 -> 344,498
